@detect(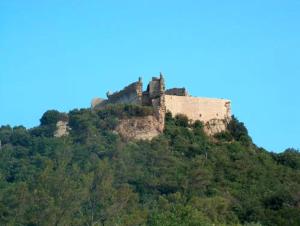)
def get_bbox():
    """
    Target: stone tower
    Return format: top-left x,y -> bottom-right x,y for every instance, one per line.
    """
147,73 -> 166,132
